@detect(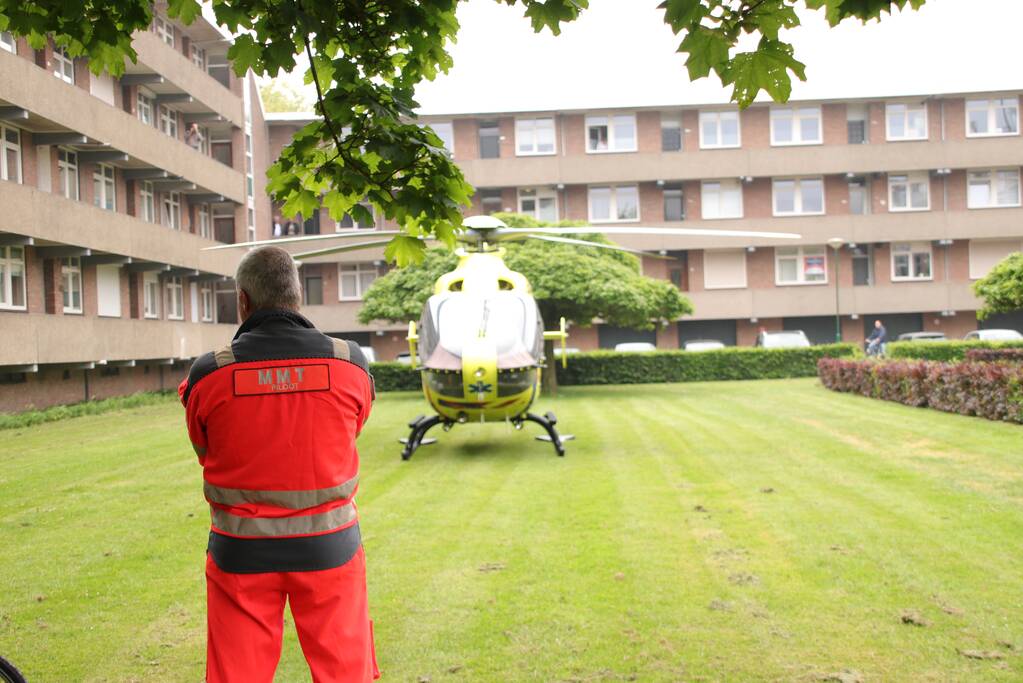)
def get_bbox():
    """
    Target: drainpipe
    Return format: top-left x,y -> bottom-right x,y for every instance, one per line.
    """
83,368 -> 89,403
